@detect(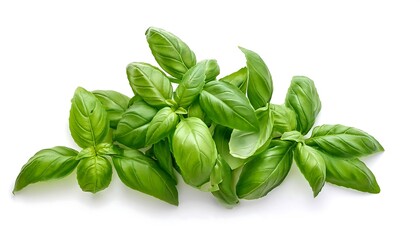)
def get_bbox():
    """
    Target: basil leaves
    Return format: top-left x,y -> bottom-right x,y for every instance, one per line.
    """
14,27 -> 384,207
